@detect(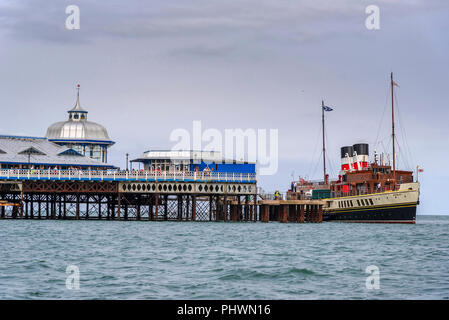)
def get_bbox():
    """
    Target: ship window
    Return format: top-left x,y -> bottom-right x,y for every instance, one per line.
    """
338,201 -> 341,208
369,199 -> 374,206
350,200 -> 354,207
357,200 -> 361,206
